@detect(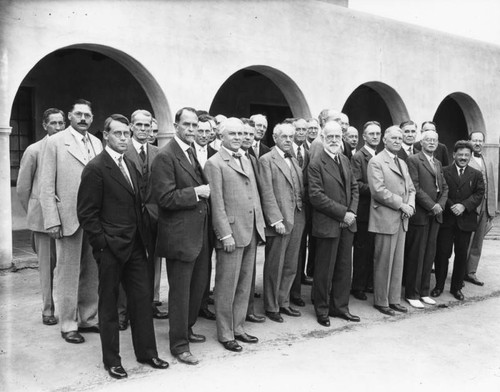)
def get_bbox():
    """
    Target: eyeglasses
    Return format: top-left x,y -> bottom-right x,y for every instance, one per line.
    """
72,112 -> 93,120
